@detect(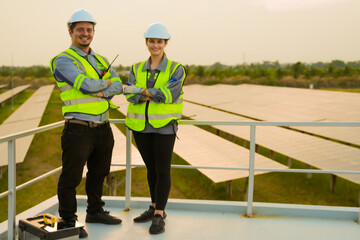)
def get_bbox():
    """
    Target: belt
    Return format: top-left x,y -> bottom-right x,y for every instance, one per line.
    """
65,119 -> 109,128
